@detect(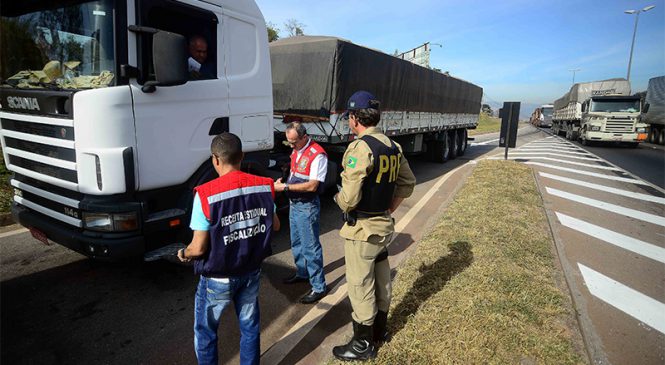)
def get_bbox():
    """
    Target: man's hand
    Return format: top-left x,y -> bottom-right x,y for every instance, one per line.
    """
274,178 -> 286,192
177,248 -> 191,263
